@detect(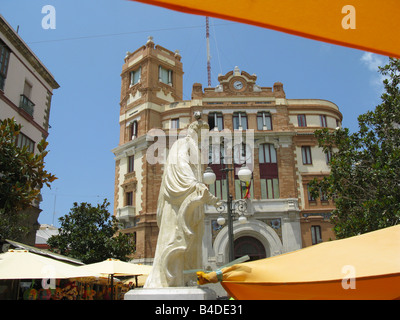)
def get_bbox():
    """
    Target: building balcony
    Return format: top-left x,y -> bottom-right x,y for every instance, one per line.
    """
116,206 -> 135,222
205,198 -> 299,216
251,198 -> 299,213
19,94 -> 35,117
